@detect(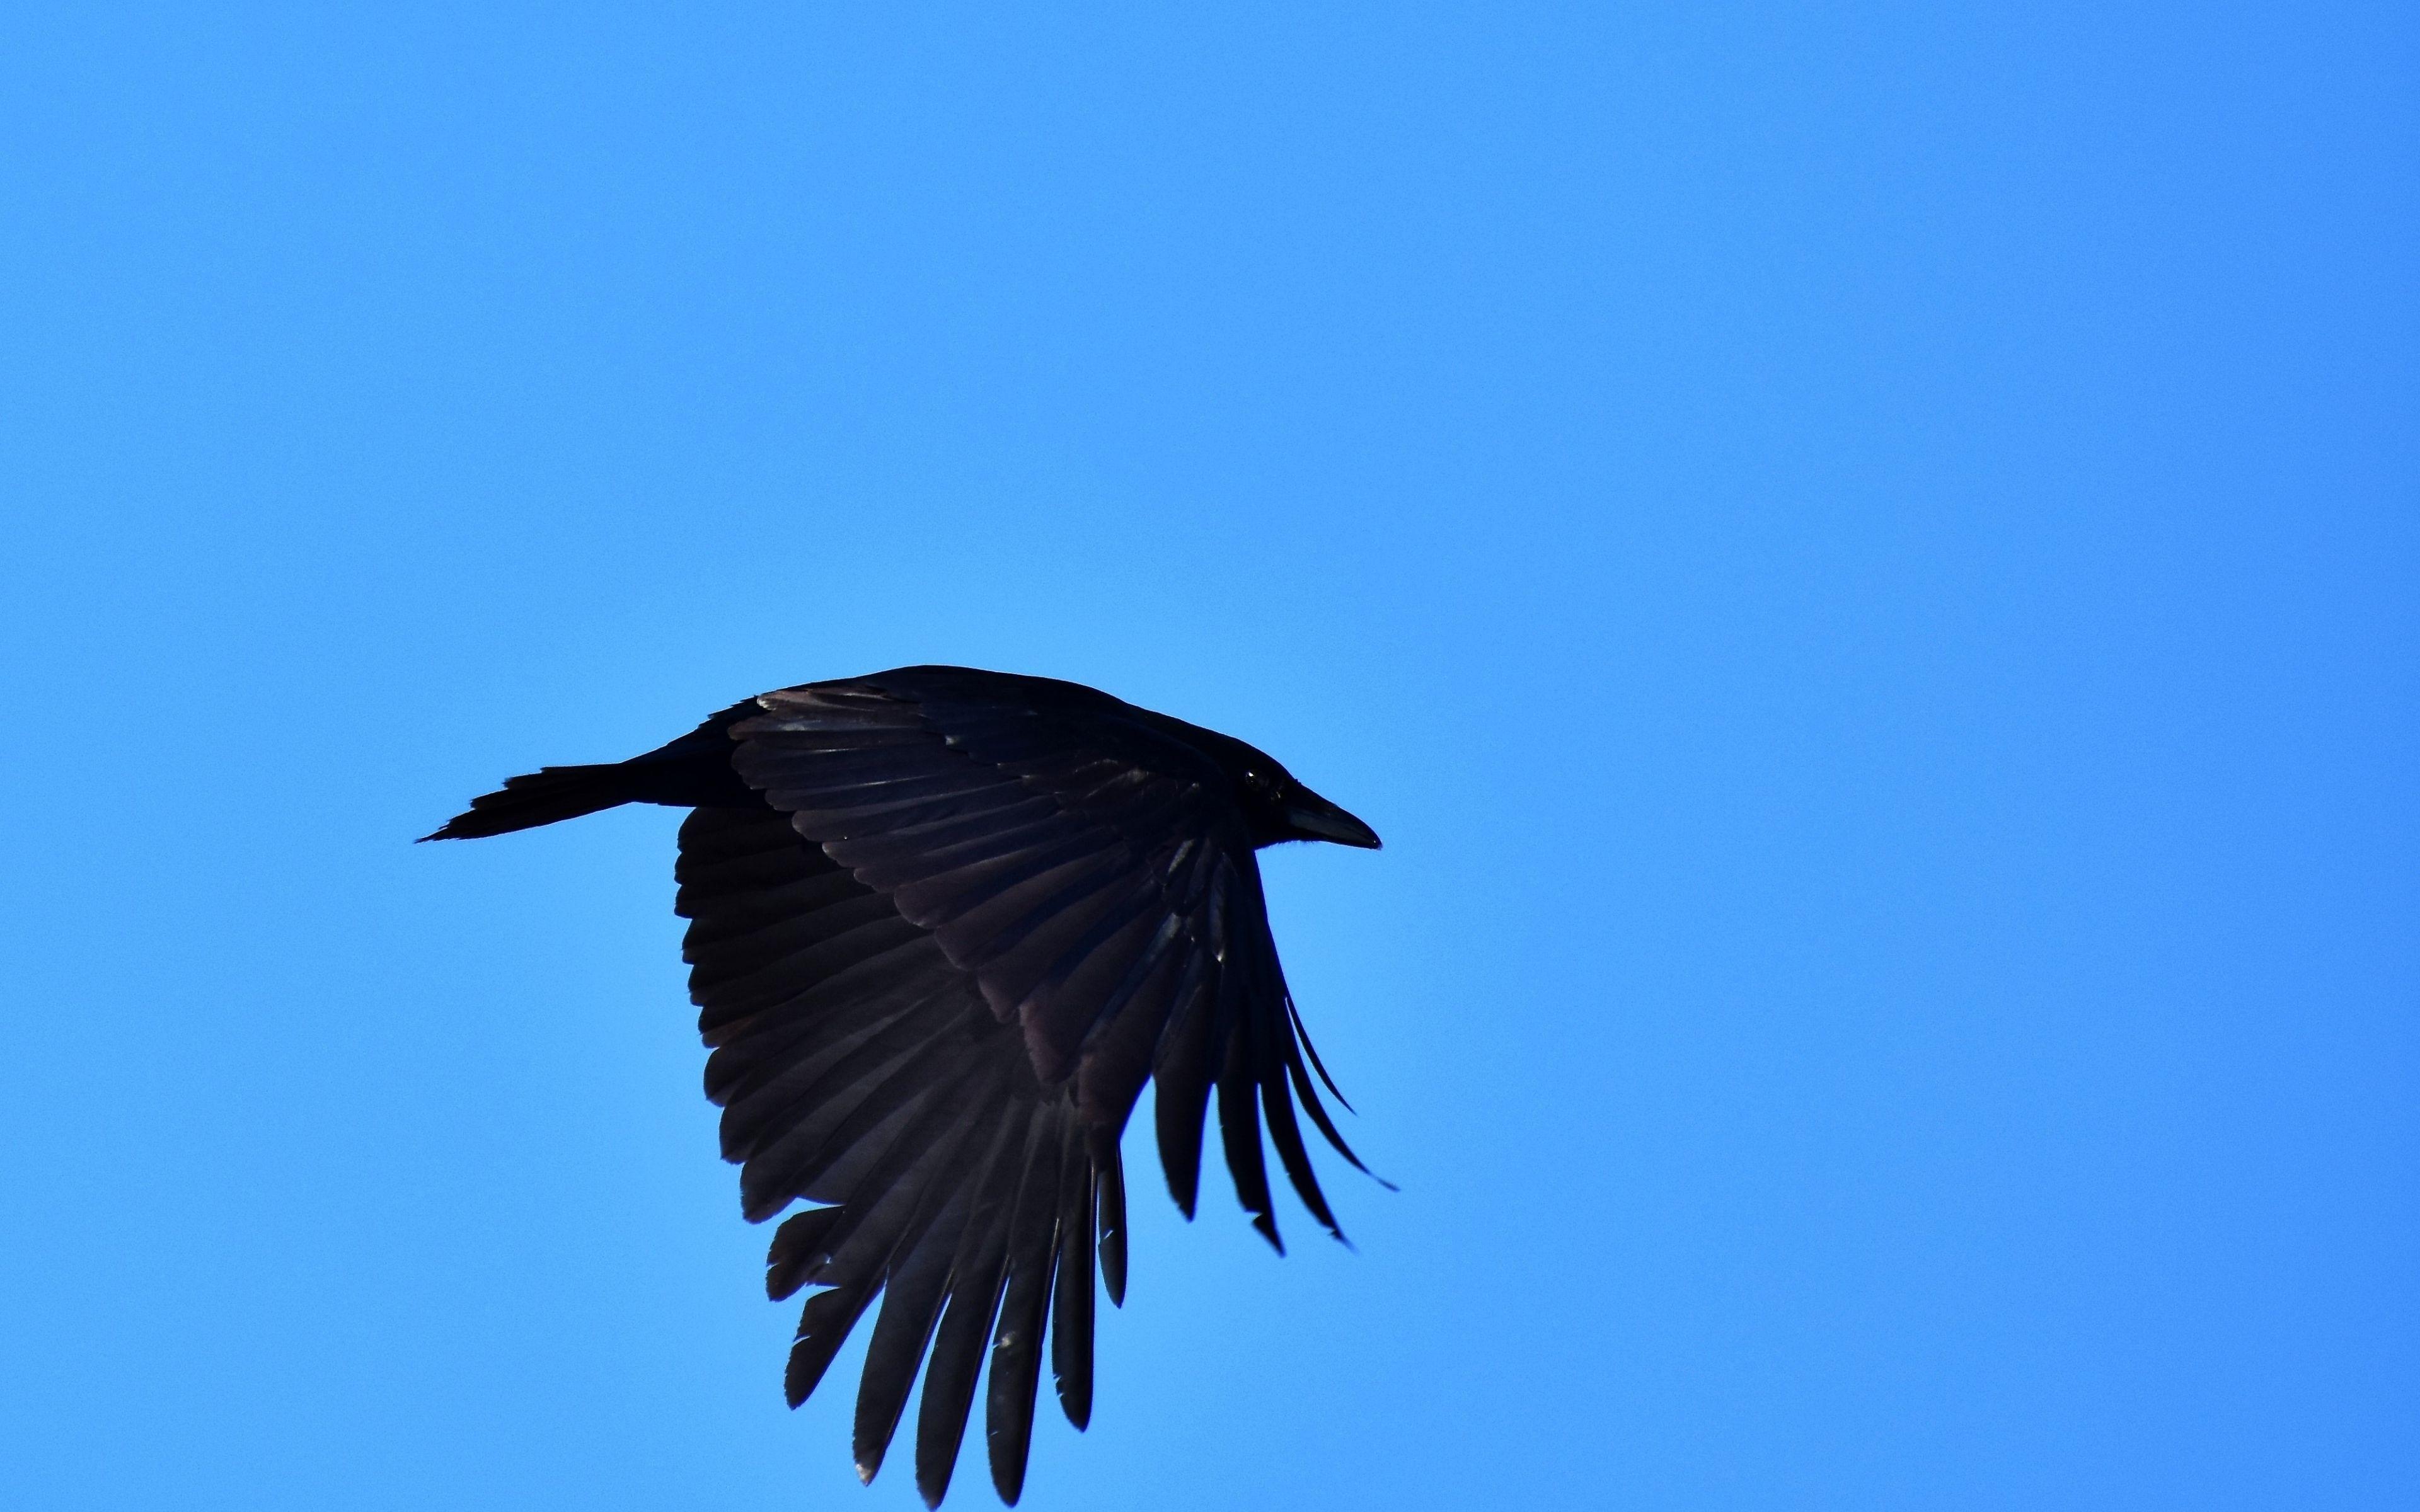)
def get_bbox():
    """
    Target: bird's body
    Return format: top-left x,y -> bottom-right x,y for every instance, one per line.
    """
427,666 -> 1380,1506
